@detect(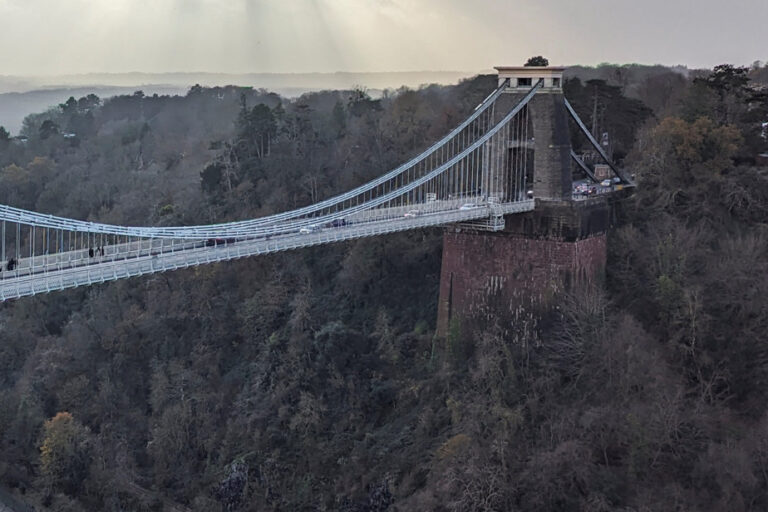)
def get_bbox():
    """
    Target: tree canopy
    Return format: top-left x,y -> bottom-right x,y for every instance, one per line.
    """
525,55 -> 549,67
0,65 -> 767,511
